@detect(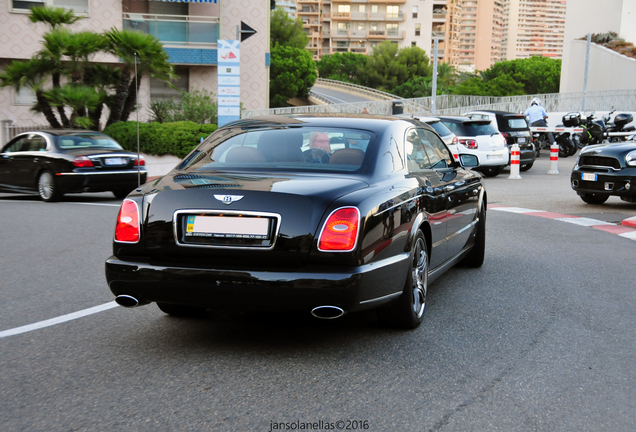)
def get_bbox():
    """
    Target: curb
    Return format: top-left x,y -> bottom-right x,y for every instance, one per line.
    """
488,205 -> 636,241
622,216 -> 636,228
